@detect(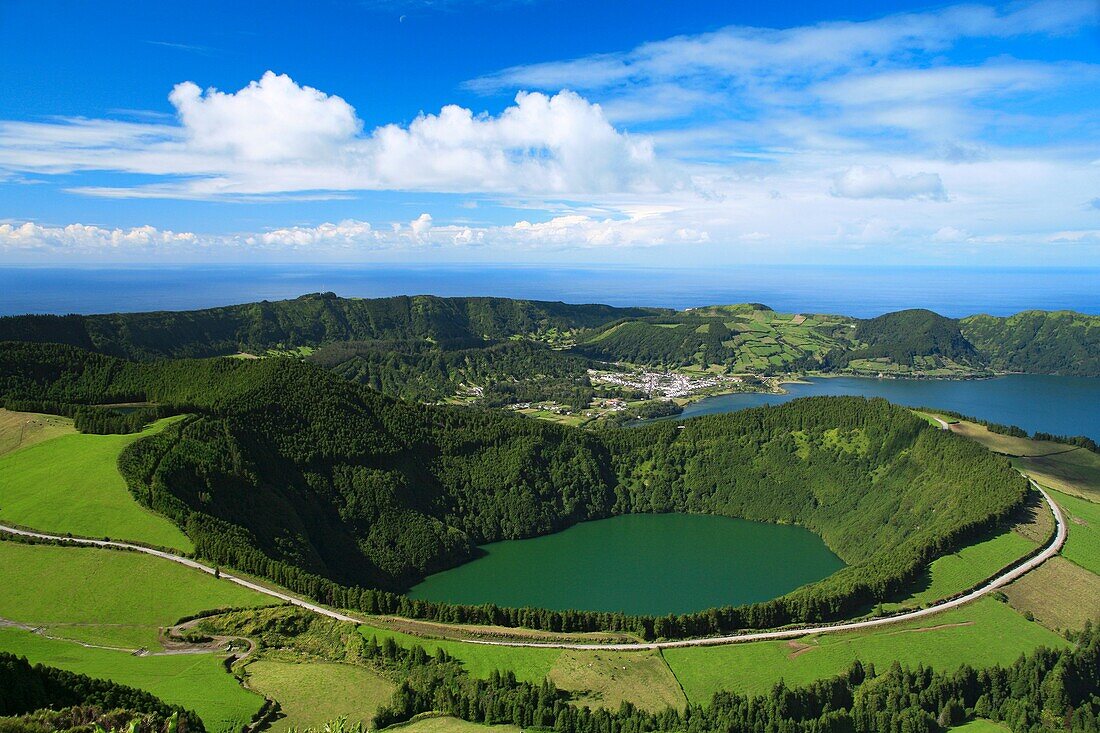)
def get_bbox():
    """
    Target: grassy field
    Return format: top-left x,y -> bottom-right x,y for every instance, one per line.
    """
663,598 -> 1066,702
0,627 -> 263,733
360,624 -> 562,683
0,409 -> 75,456
392,717 -> 522,733
0,416 -> 193,551
0,541 -> 270,649
951,720 -> 1011,732
1003,557 -> 1100,632
882,529 -> 1036,611
1051,489 -> 1100,575
547,649 -> 686,712
243,658 -> 395,731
